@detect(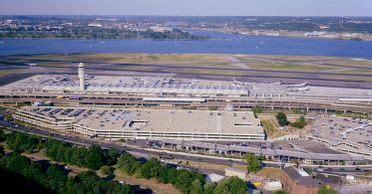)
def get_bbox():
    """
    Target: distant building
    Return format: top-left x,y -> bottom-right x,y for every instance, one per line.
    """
88,23 -> 102,27
281,166 -> 321,194
304,31 -> 327,37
